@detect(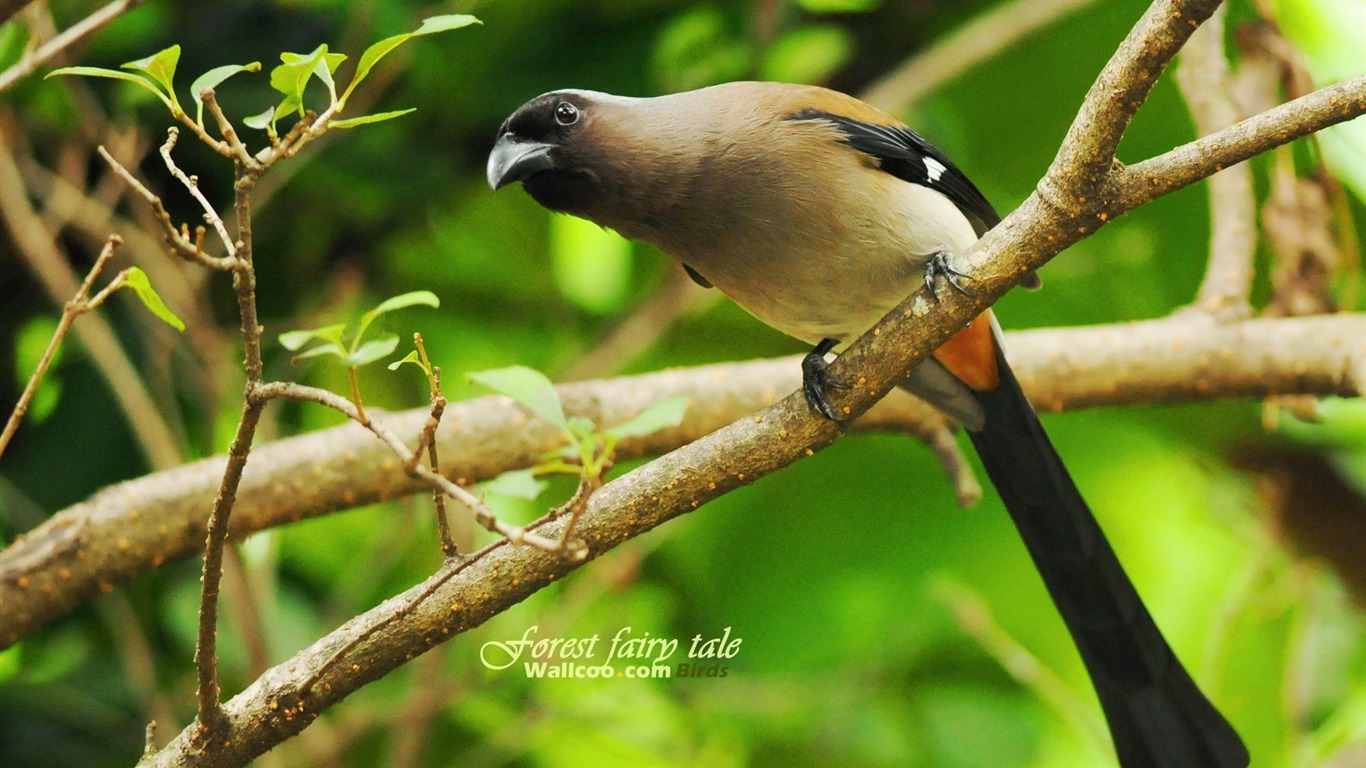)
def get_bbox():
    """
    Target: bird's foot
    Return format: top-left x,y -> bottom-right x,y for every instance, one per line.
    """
802,338 -> 850,425
924,251 -> 975,301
